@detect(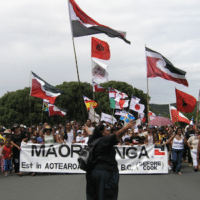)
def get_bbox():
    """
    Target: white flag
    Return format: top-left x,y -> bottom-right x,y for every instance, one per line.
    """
101,112 -> 117,124
129,98 -> 145,113
89,106 -> 100,124
92,58 -> 108,83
